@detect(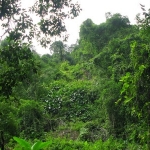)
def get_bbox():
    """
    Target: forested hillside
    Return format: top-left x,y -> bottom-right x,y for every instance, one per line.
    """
0,1 -> 150,149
